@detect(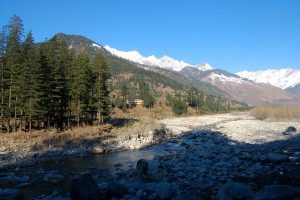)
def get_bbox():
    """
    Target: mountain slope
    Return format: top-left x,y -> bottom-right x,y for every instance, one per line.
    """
104,45 -> 213,72
181,67 -> 299,105
55,33 -> 227,97
237,68 -> 300,89
287,83 -> 300,95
